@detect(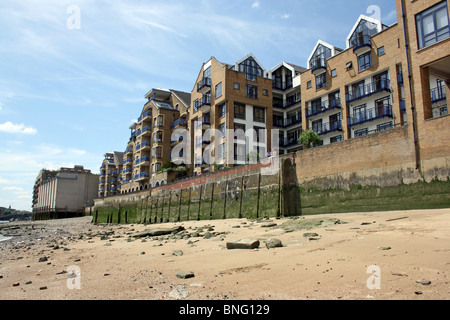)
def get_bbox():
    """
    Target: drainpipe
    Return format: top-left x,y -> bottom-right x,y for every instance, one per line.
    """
401,0 -> 422,176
